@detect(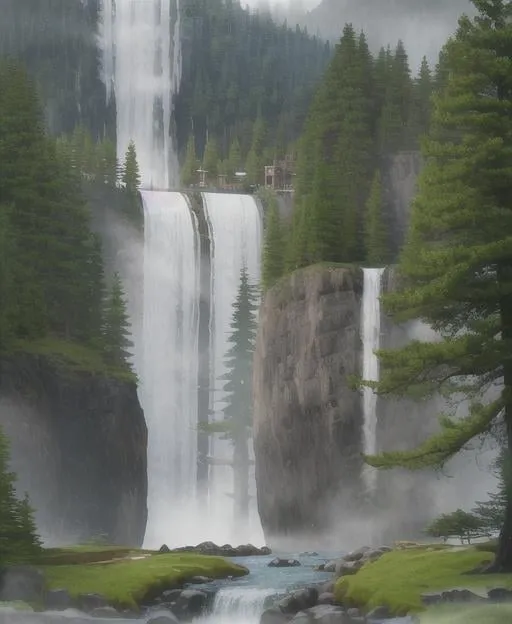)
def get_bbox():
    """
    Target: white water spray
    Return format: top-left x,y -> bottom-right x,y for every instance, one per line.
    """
141,191 -> 200,547
201,588 -> 277,624
99,0 -> 181,188
203,193 -> 264,544
361,268 -> 385,492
